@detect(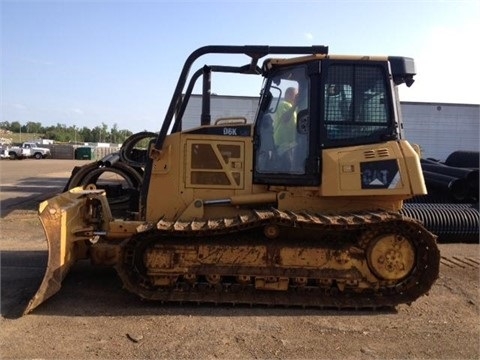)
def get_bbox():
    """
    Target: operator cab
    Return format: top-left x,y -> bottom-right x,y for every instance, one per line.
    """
253,55 -> 415,186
